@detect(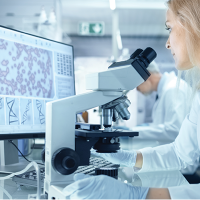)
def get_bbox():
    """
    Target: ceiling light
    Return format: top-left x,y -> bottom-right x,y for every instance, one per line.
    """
109,0 -> 116,10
